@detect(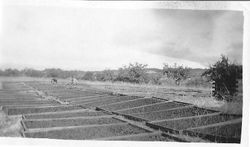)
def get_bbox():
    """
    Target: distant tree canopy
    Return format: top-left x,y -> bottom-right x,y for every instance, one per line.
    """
22,68 -> 44,77
0,62 -> 211,87
82,71 -> 95,81
0,68 -> 21,76
202,55 -> 242,101
162,63 -> 190,85
147,72 -> 162,85
95,70 -> 115,81
44,68 -> 63,78
0,68 -> 85,79
115,63 -> 149,84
